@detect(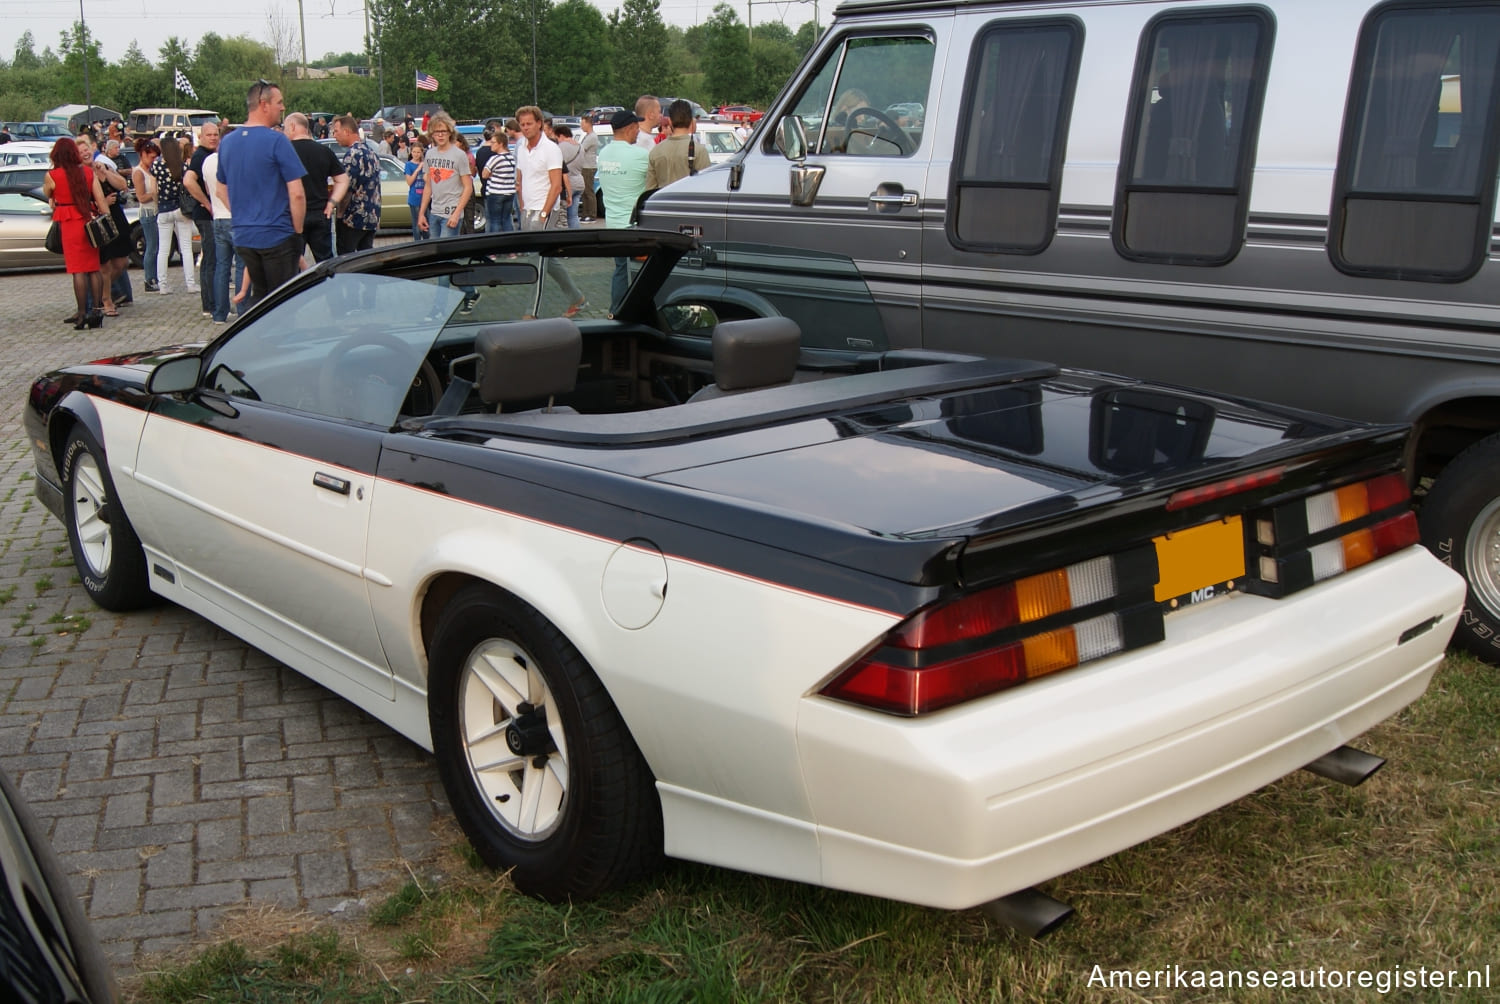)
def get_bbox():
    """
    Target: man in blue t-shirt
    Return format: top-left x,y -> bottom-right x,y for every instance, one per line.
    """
215,80 -> 306,306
